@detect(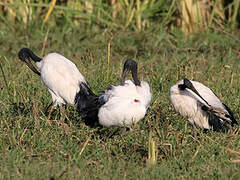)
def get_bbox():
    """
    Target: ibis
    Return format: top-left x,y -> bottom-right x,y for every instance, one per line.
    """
18,48 -> 90,108
75,59 -> 152,127
170,78 -> 237,133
